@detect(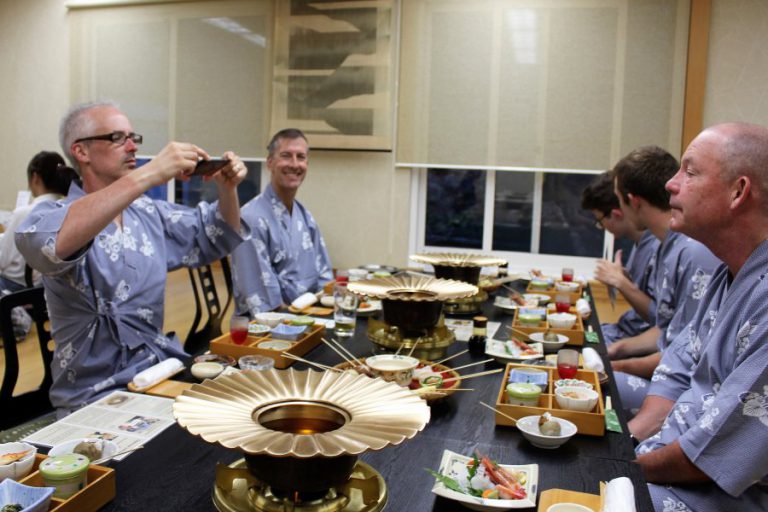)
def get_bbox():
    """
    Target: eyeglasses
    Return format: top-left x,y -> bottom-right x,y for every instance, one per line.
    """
593,214 -> 608,230
74,131 -> 143,146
